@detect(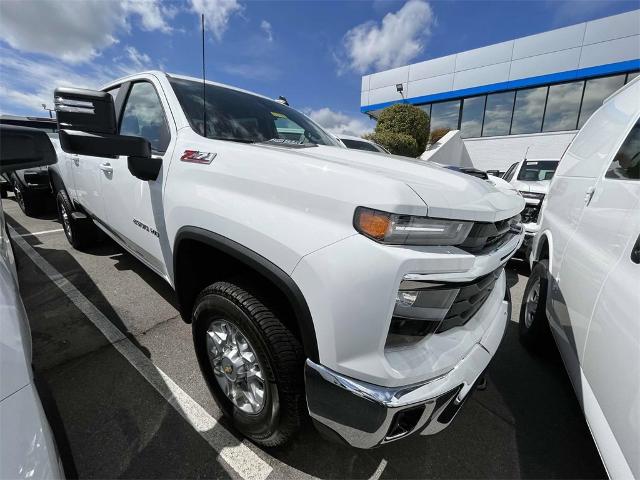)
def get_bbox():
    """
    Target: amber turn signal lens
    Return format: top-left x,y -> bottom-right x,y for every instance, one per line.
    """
356,209 -> 391,240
